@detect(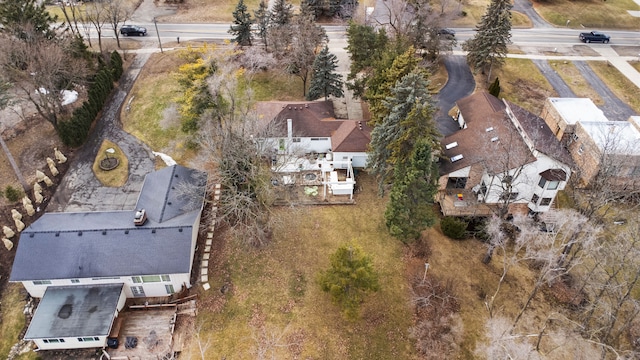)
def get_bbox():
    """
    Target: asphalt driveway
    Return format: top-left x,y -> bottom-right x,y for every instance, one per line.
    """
434,55 -> 476,137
